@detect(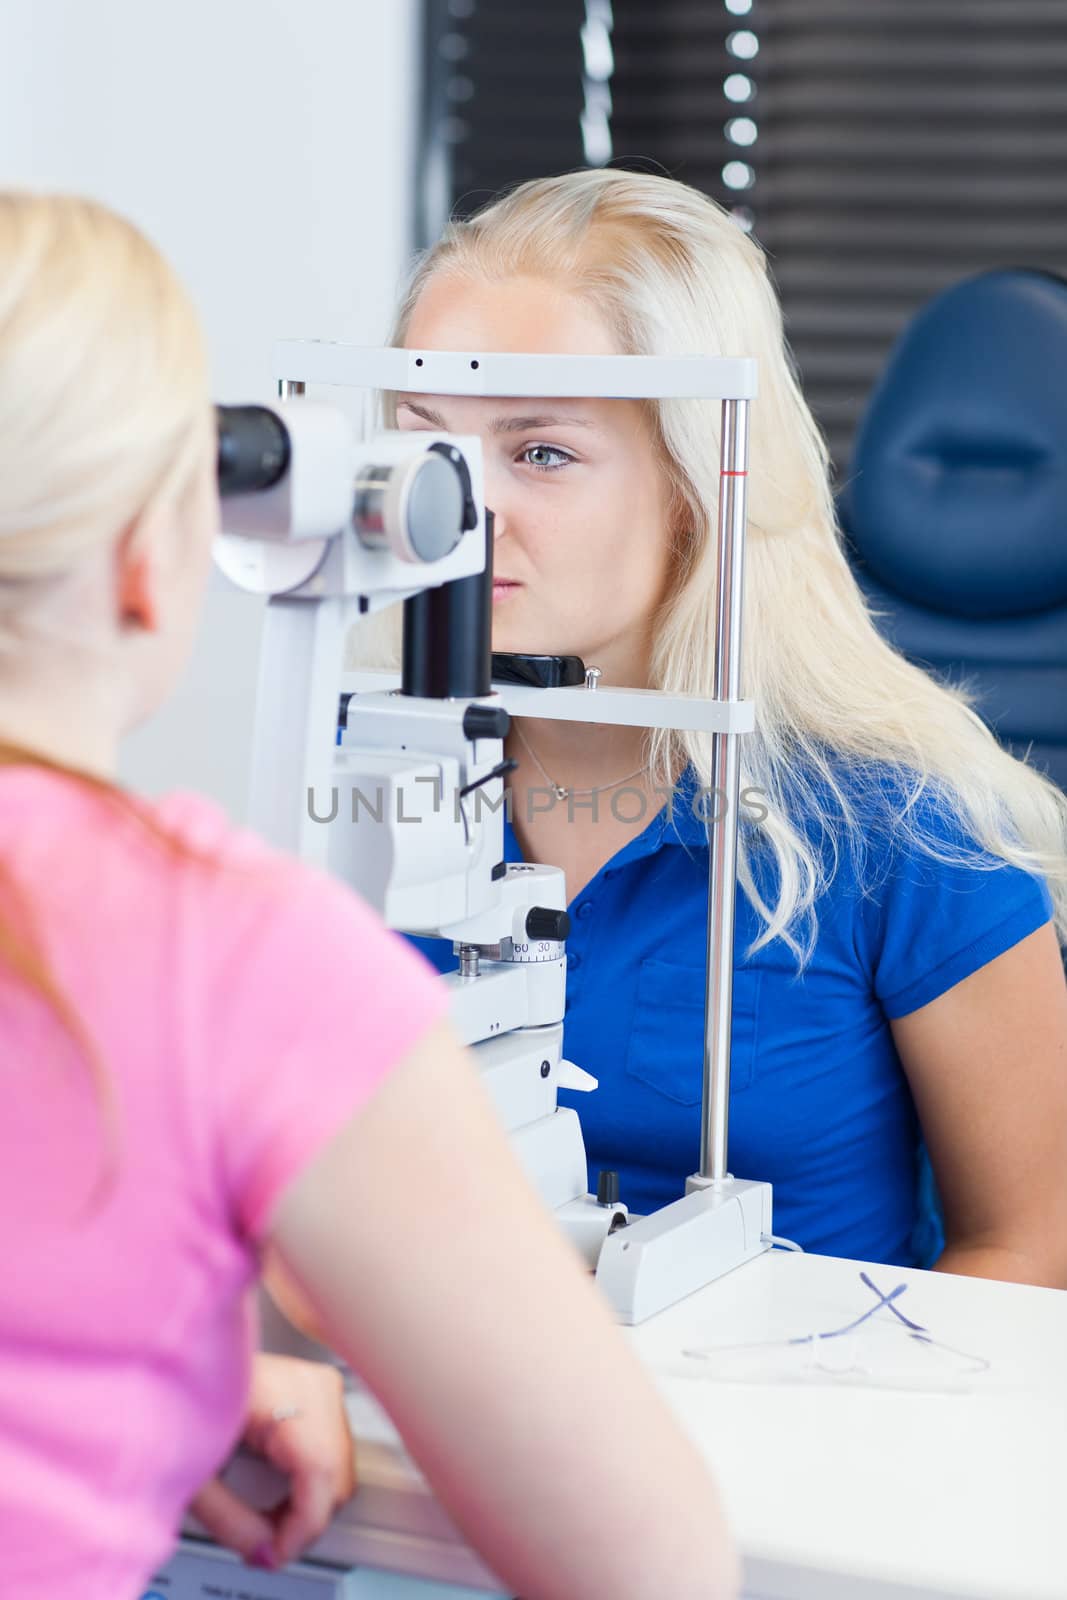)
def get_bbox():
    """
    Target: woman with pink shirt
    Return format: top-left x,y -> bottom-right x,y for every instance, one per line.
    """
0,192 -> 738,1600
